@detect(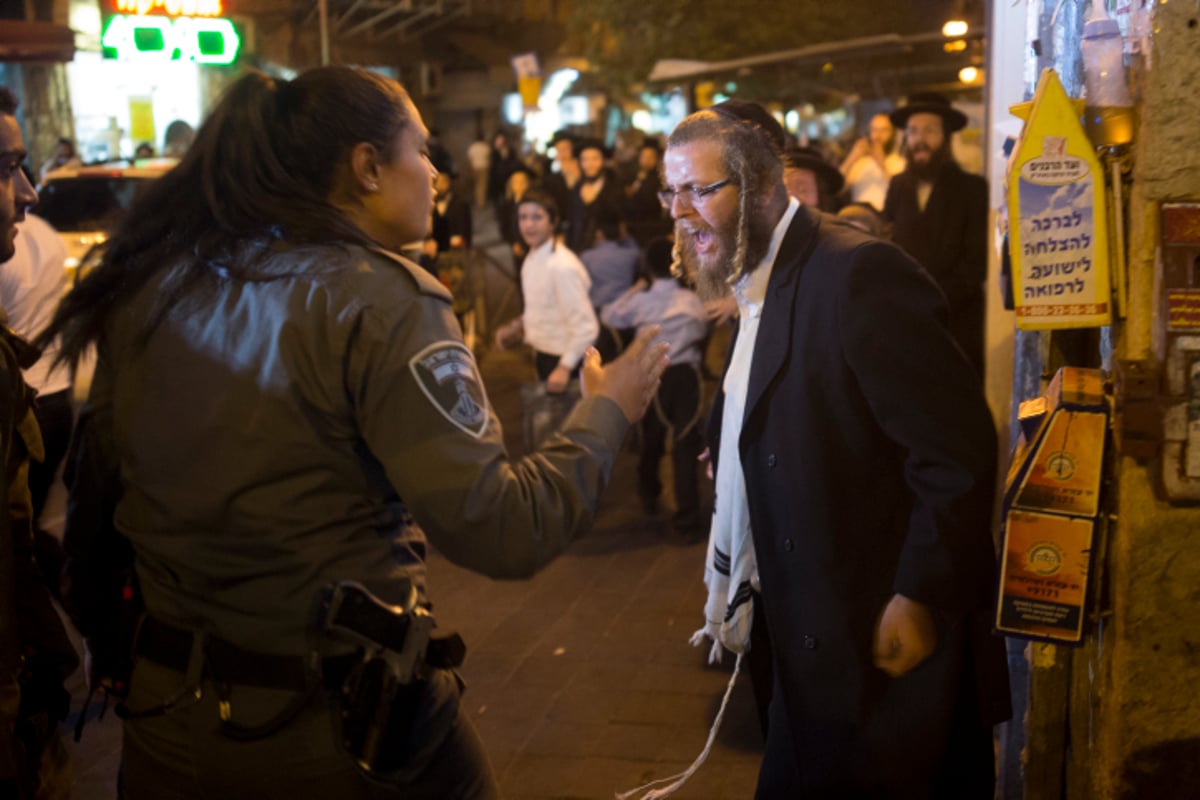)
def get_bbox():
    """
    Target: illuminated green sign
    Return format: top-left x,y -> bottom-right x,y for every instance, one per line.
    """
101,14 -> 240,64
